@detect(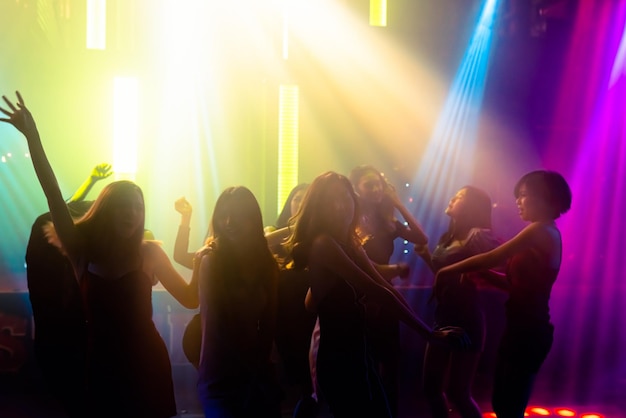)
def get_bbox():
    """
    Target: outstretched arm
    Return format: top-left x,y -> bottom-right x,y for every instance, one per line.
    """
414,244 -> 435,273
436,223 -> 541,280
67,163 -> 113,203
147,241 -> 199,308
374,262 -> 410,282
1,92 -> 80,260
173,197 -> 195,269
310,235 -> 466,346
